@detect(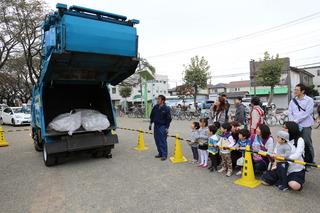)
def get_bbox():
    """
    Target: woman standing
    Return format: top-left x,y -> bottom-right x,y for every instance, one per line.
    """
249,97 -> 264,135
250,124 -> 275,174
211,97 -> 227,125
262,121 -> 306,191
